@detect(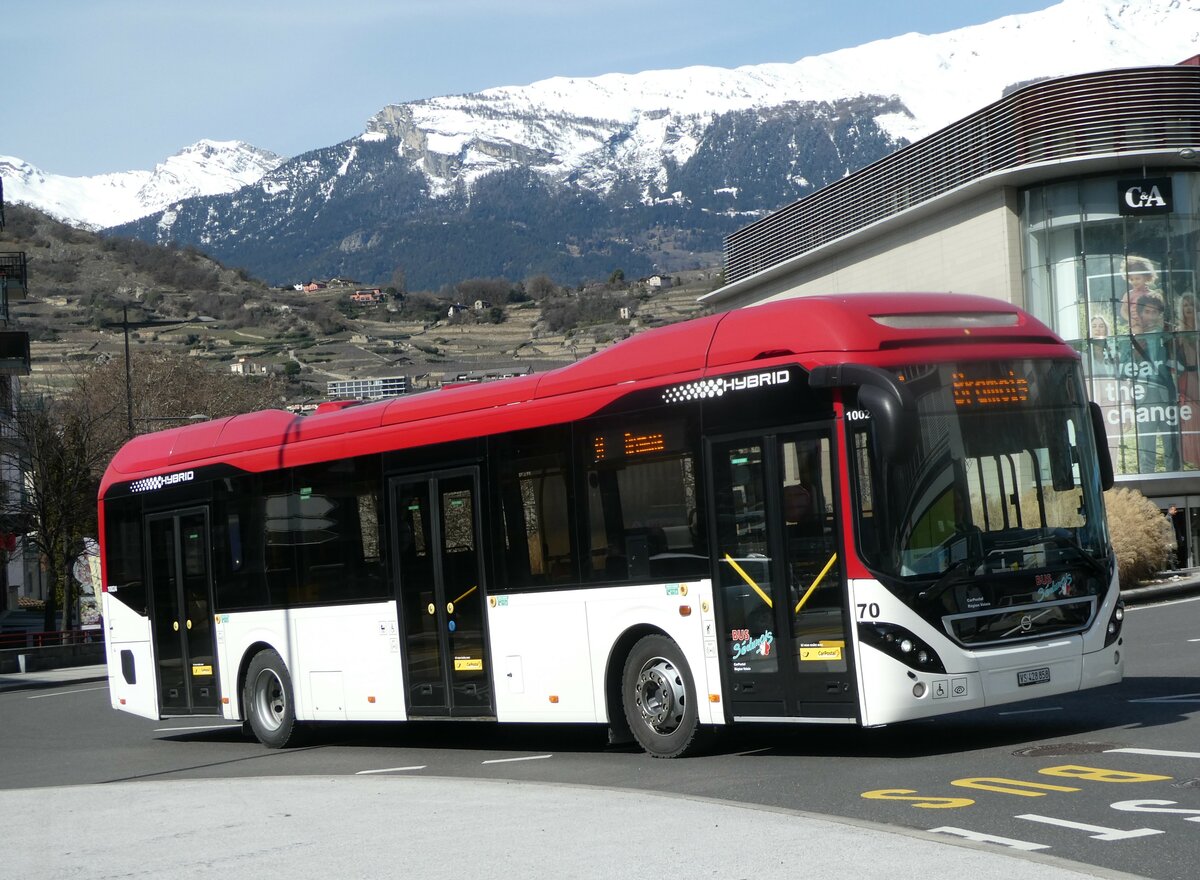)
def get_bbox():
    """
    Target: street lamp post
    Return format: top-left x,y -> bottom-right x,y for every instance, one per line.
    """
122,305 -> 133,434
106,305 -> 202,435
